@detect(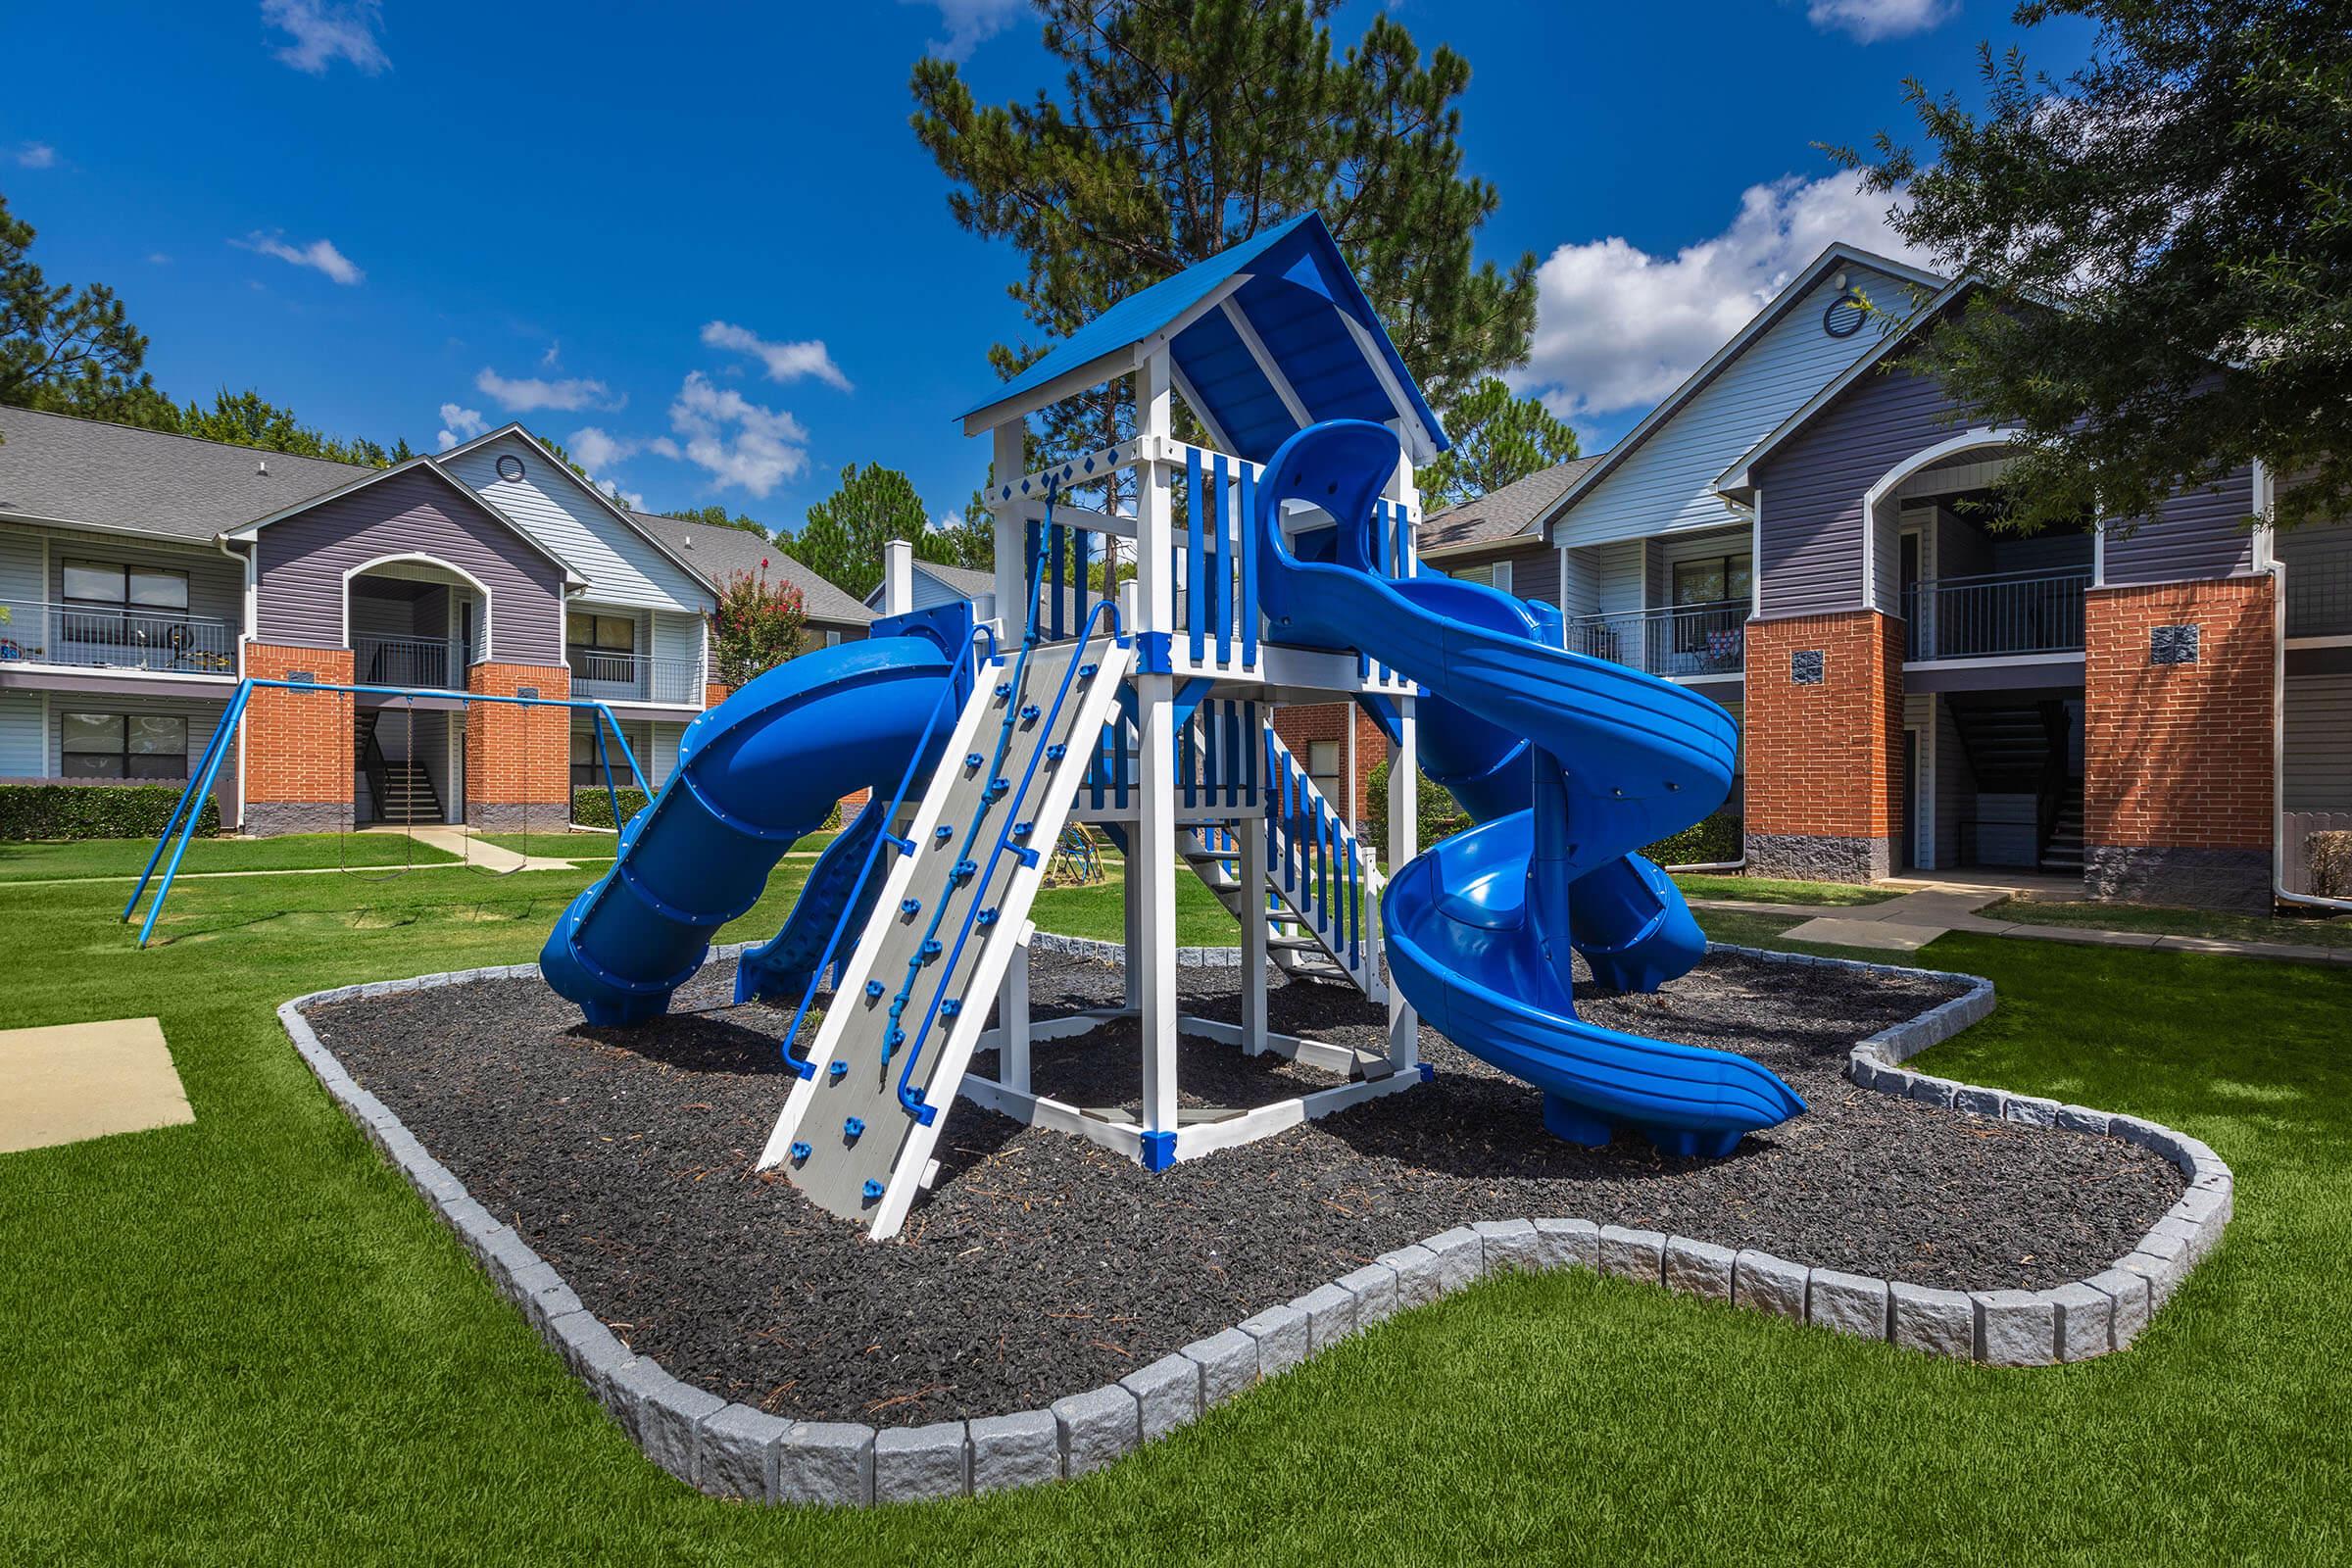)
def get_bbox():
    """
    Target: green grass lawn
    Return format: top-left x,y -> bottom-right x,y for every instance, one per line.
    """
0,831 -> 460,882
476,830 -> 618,861
1671,871 -> 1899,906
2,859 -> 2347,1562
1981,895 -> 2352,950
